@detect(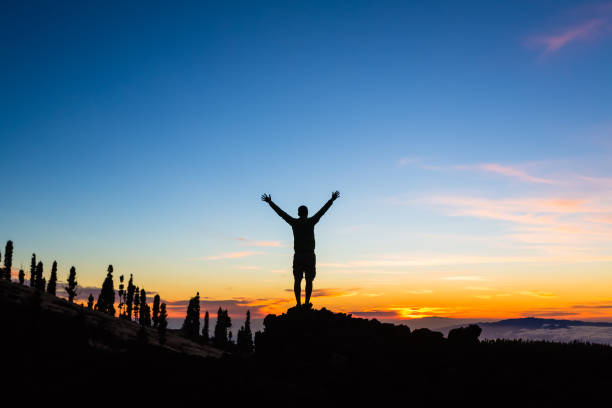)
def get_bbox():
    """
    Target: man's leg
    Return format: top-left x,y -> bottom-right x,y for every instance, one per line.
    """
304,257 -> 316,307
294,273 -> 302,307
305,278 -> 313,306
